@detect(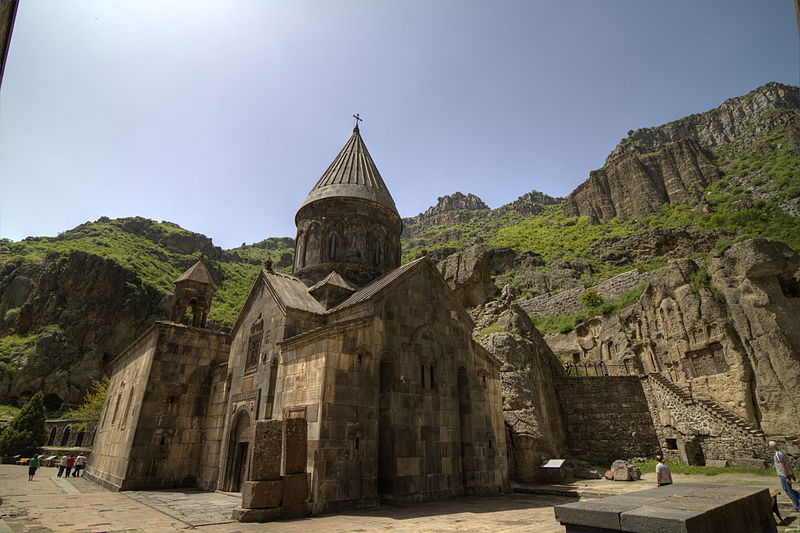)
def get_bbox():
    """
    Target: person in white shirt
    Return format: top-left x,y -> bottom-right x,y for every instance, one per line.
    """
72,453 -> 86,477
655,455 -> 672,487
770,441 -> 800,512
57,454 -> 68,478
